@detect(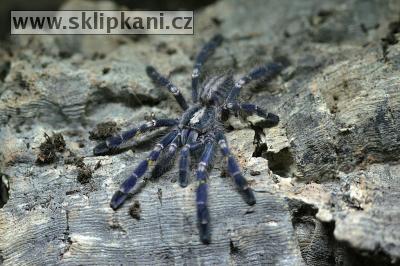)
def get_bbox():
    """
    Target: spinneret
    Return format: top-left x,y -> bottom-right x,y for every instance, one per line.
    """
93,34 -> 282,243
